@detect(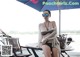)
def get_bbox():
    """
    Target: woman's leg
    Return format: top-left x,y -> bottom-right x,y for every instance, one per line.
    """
52,48 -> 59,57
42,45 -> 52,57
